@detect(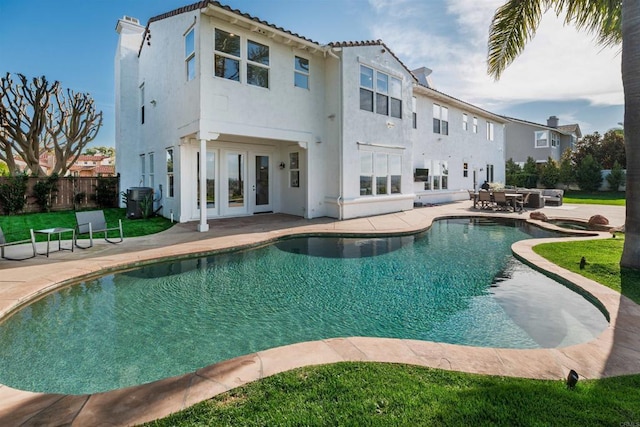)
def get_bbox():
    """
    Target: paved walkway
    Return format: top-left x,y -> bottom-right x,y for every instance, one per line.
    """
0,201 -> 638,426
